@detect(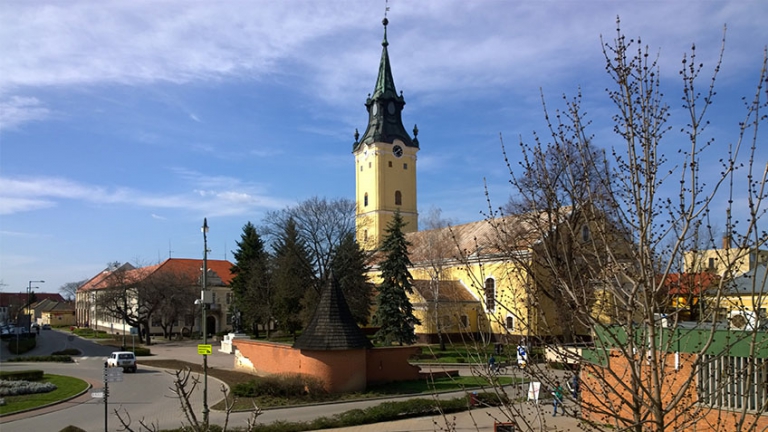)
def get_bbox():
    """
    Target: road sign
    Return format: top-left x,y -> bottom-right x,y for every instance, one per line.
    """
105,367 -> 123,377
197,344 -> 212,355
91,391 -> 104,399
